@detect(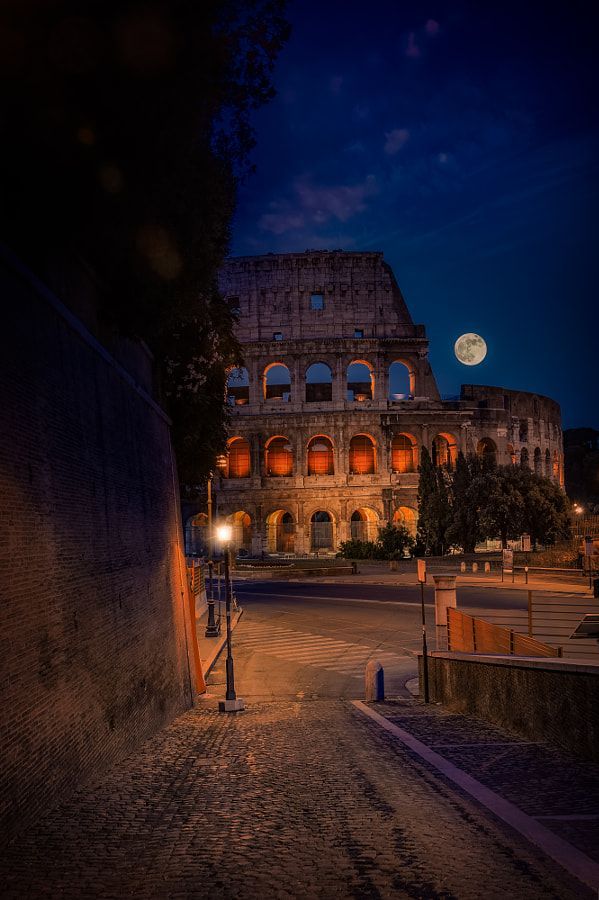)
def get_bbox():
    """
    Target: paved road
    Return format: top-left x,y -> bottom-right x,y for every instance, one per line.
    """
233,577 -> 537,610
